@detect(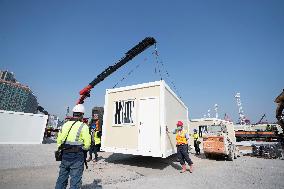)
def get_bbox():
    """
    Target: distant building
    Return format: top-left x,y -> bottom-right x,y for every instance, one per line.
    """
0,70 -> 38,113
0,70 -> 16,82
